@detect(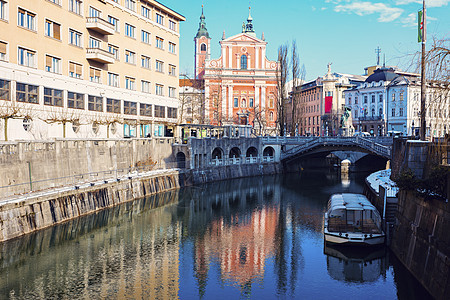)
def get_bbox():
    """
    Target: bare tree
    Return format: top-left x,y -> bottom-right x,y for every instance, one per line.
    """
42,108 -> 82,138
250,105 -> 267,136
276,44 -> 289,136
0,101 -> 34,141
289,41 -> 307,136
98,113 -> 123,138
